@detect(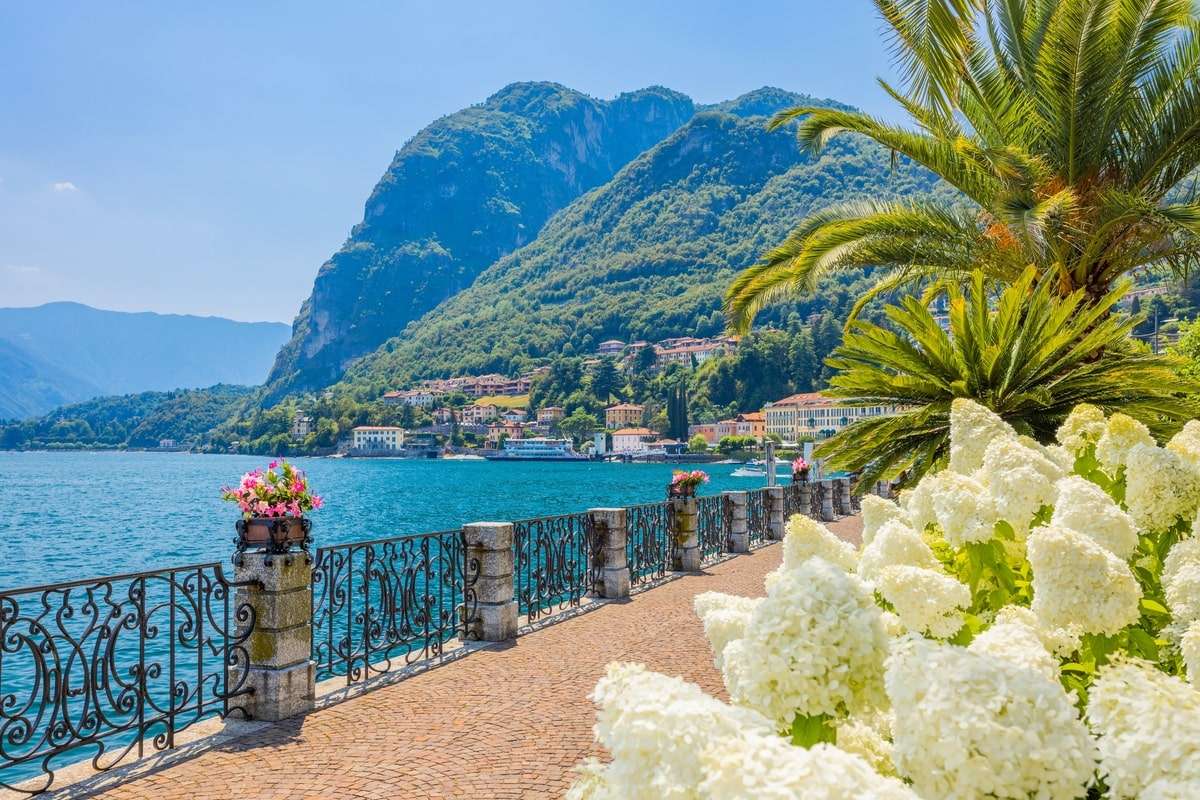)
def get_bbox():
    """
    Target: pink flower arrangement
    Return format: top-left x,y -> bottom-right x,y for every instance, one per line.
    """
671,469 -> 710,491
792,456 -> 809,472
221,459 -> 324,520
